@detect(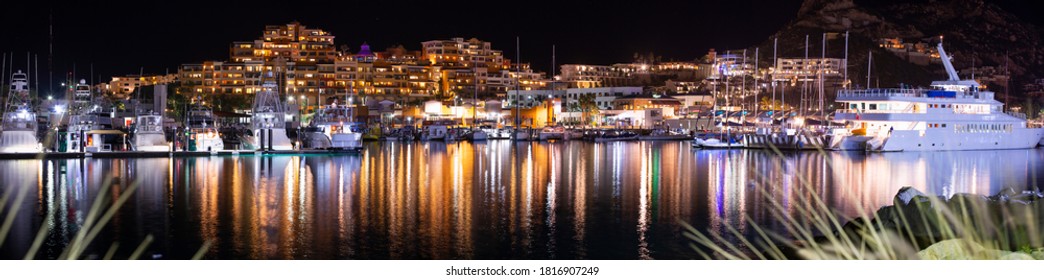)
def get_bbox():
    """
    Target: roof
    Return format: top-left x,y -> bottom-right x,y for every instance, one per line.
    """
213,111 -> 252,118
87,130 -> 126,135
